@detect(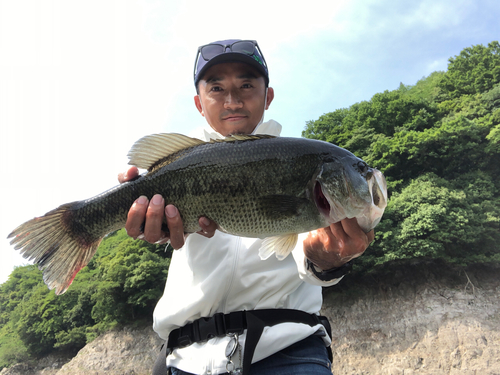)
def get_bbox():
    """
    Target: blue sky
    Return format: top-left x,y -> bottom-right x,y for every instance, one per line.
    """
1,0 -> 499,283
